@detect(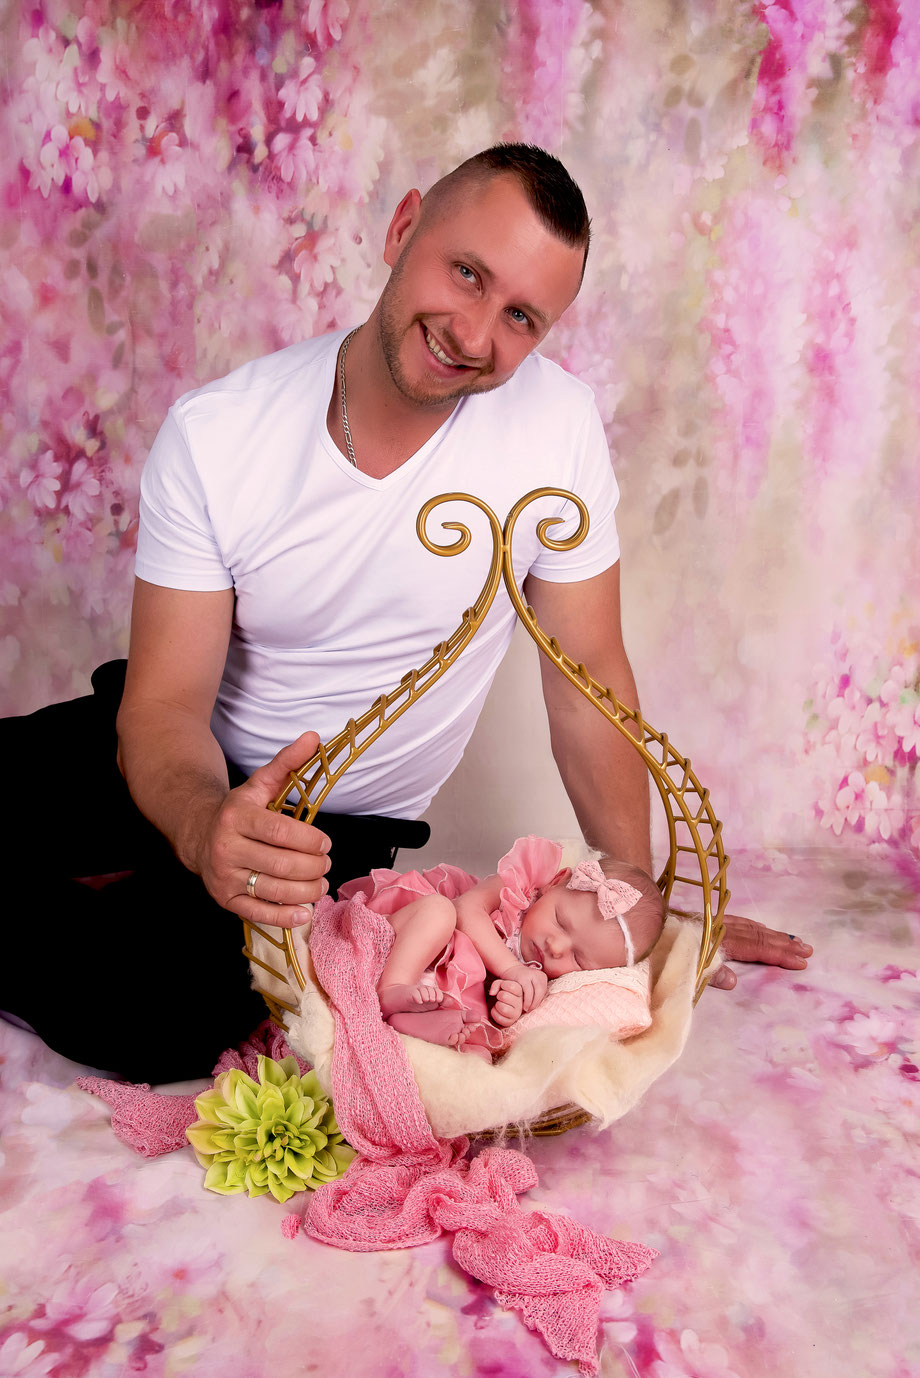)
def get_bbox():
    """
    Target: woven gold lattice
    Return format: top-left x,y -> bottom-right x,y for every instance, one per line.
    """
242,490 -> 730,1136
